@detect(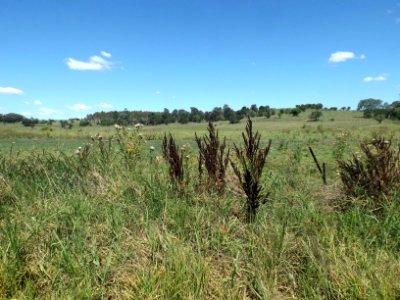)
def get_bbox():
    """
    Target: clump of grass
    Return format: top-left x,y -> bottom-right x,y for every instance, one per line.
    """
230,117 -> 272,222
338,137 -> 400,209
195,121 -> 230,193
162,133 -> 184,189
